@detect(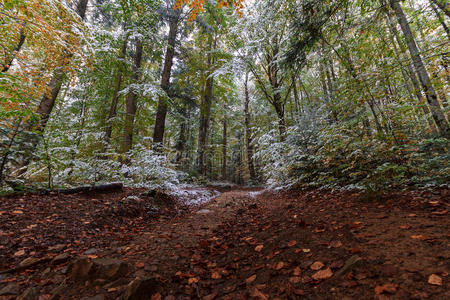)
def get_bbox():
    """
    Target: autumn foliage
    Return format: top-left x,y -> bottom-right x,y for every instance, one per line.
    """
174,0 -> 245,21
